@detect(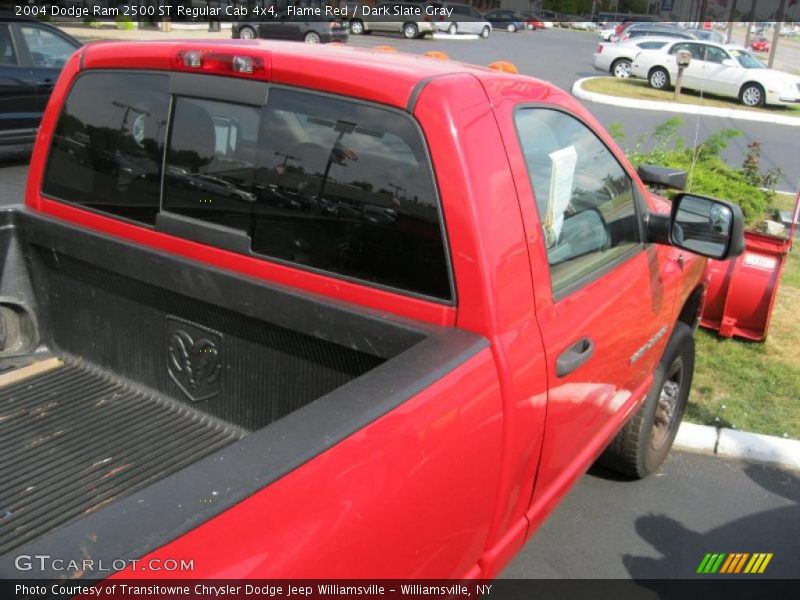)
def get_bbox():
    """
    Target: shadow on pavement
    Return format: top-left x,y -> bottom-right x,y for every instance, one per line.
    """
623,462 -> 799,580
